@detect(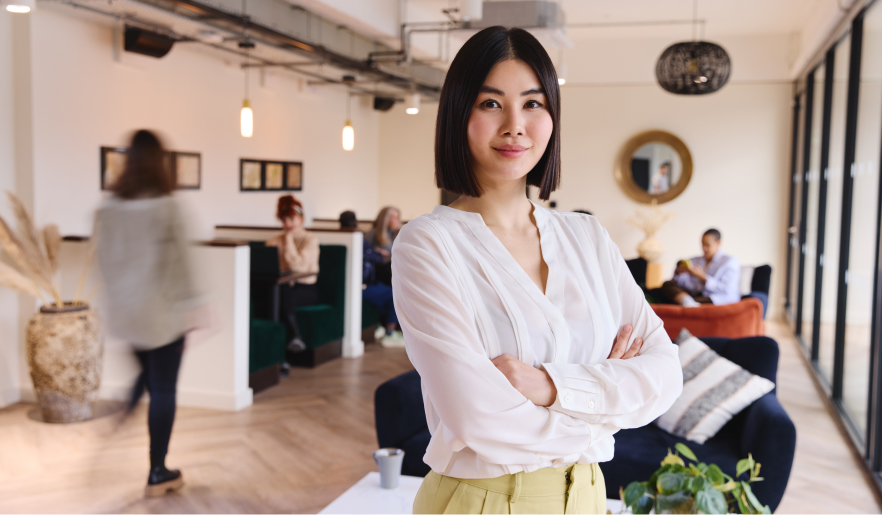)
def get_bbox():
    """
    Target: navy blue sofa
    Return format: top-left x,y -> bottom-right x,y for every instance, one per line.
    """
374,336 -> 795,512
